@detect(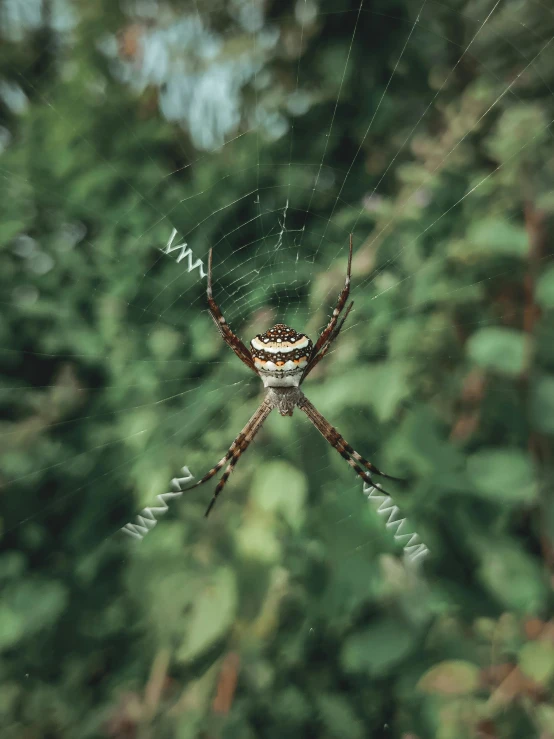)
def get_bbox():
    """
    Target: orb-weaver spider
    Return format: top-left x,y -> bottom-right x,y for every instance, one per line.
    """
186,235 -> 404,517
